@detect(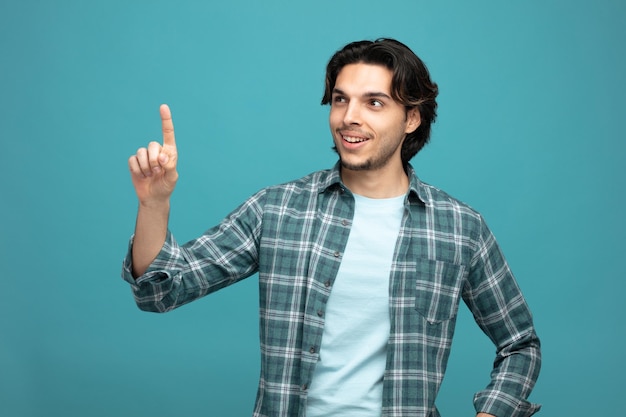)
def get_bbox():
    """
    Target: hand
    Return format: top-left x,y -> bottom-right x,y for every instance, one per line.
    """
128,104 -> 179,205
